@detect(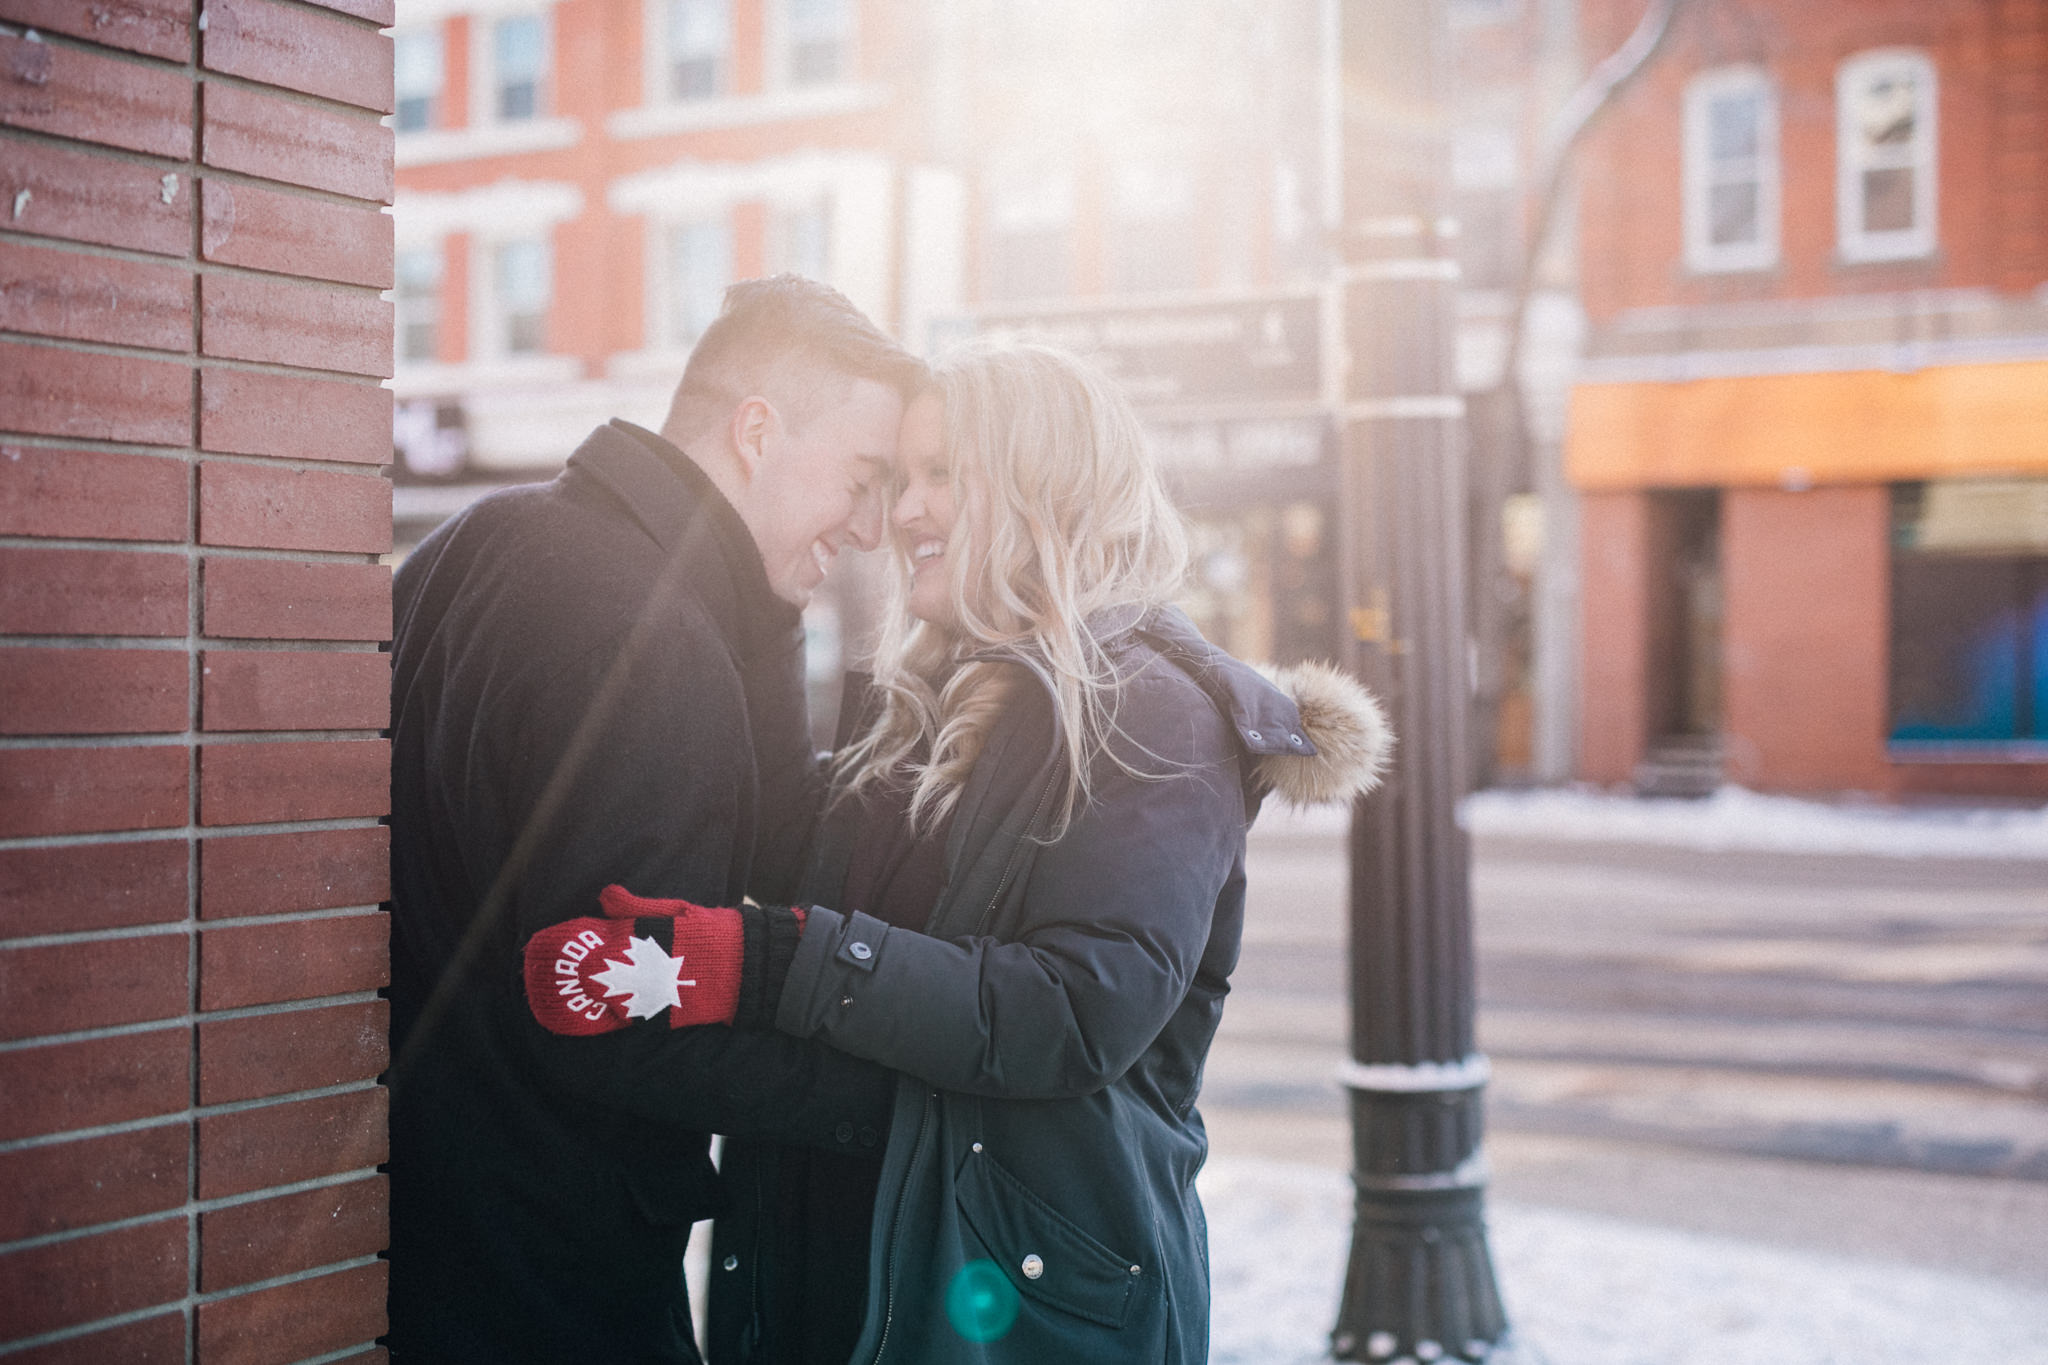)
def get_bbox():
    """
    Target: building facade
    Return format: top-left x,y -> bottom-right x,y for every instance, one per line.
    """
1569,0 -> 2048,798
